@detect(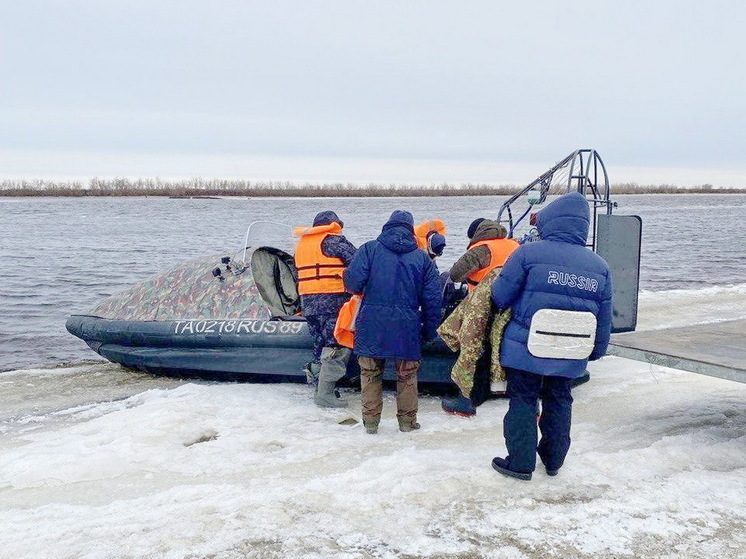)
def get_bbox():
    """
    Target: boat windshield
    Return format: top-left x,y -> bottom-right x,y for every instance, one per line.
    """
236,221 -> 295,263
